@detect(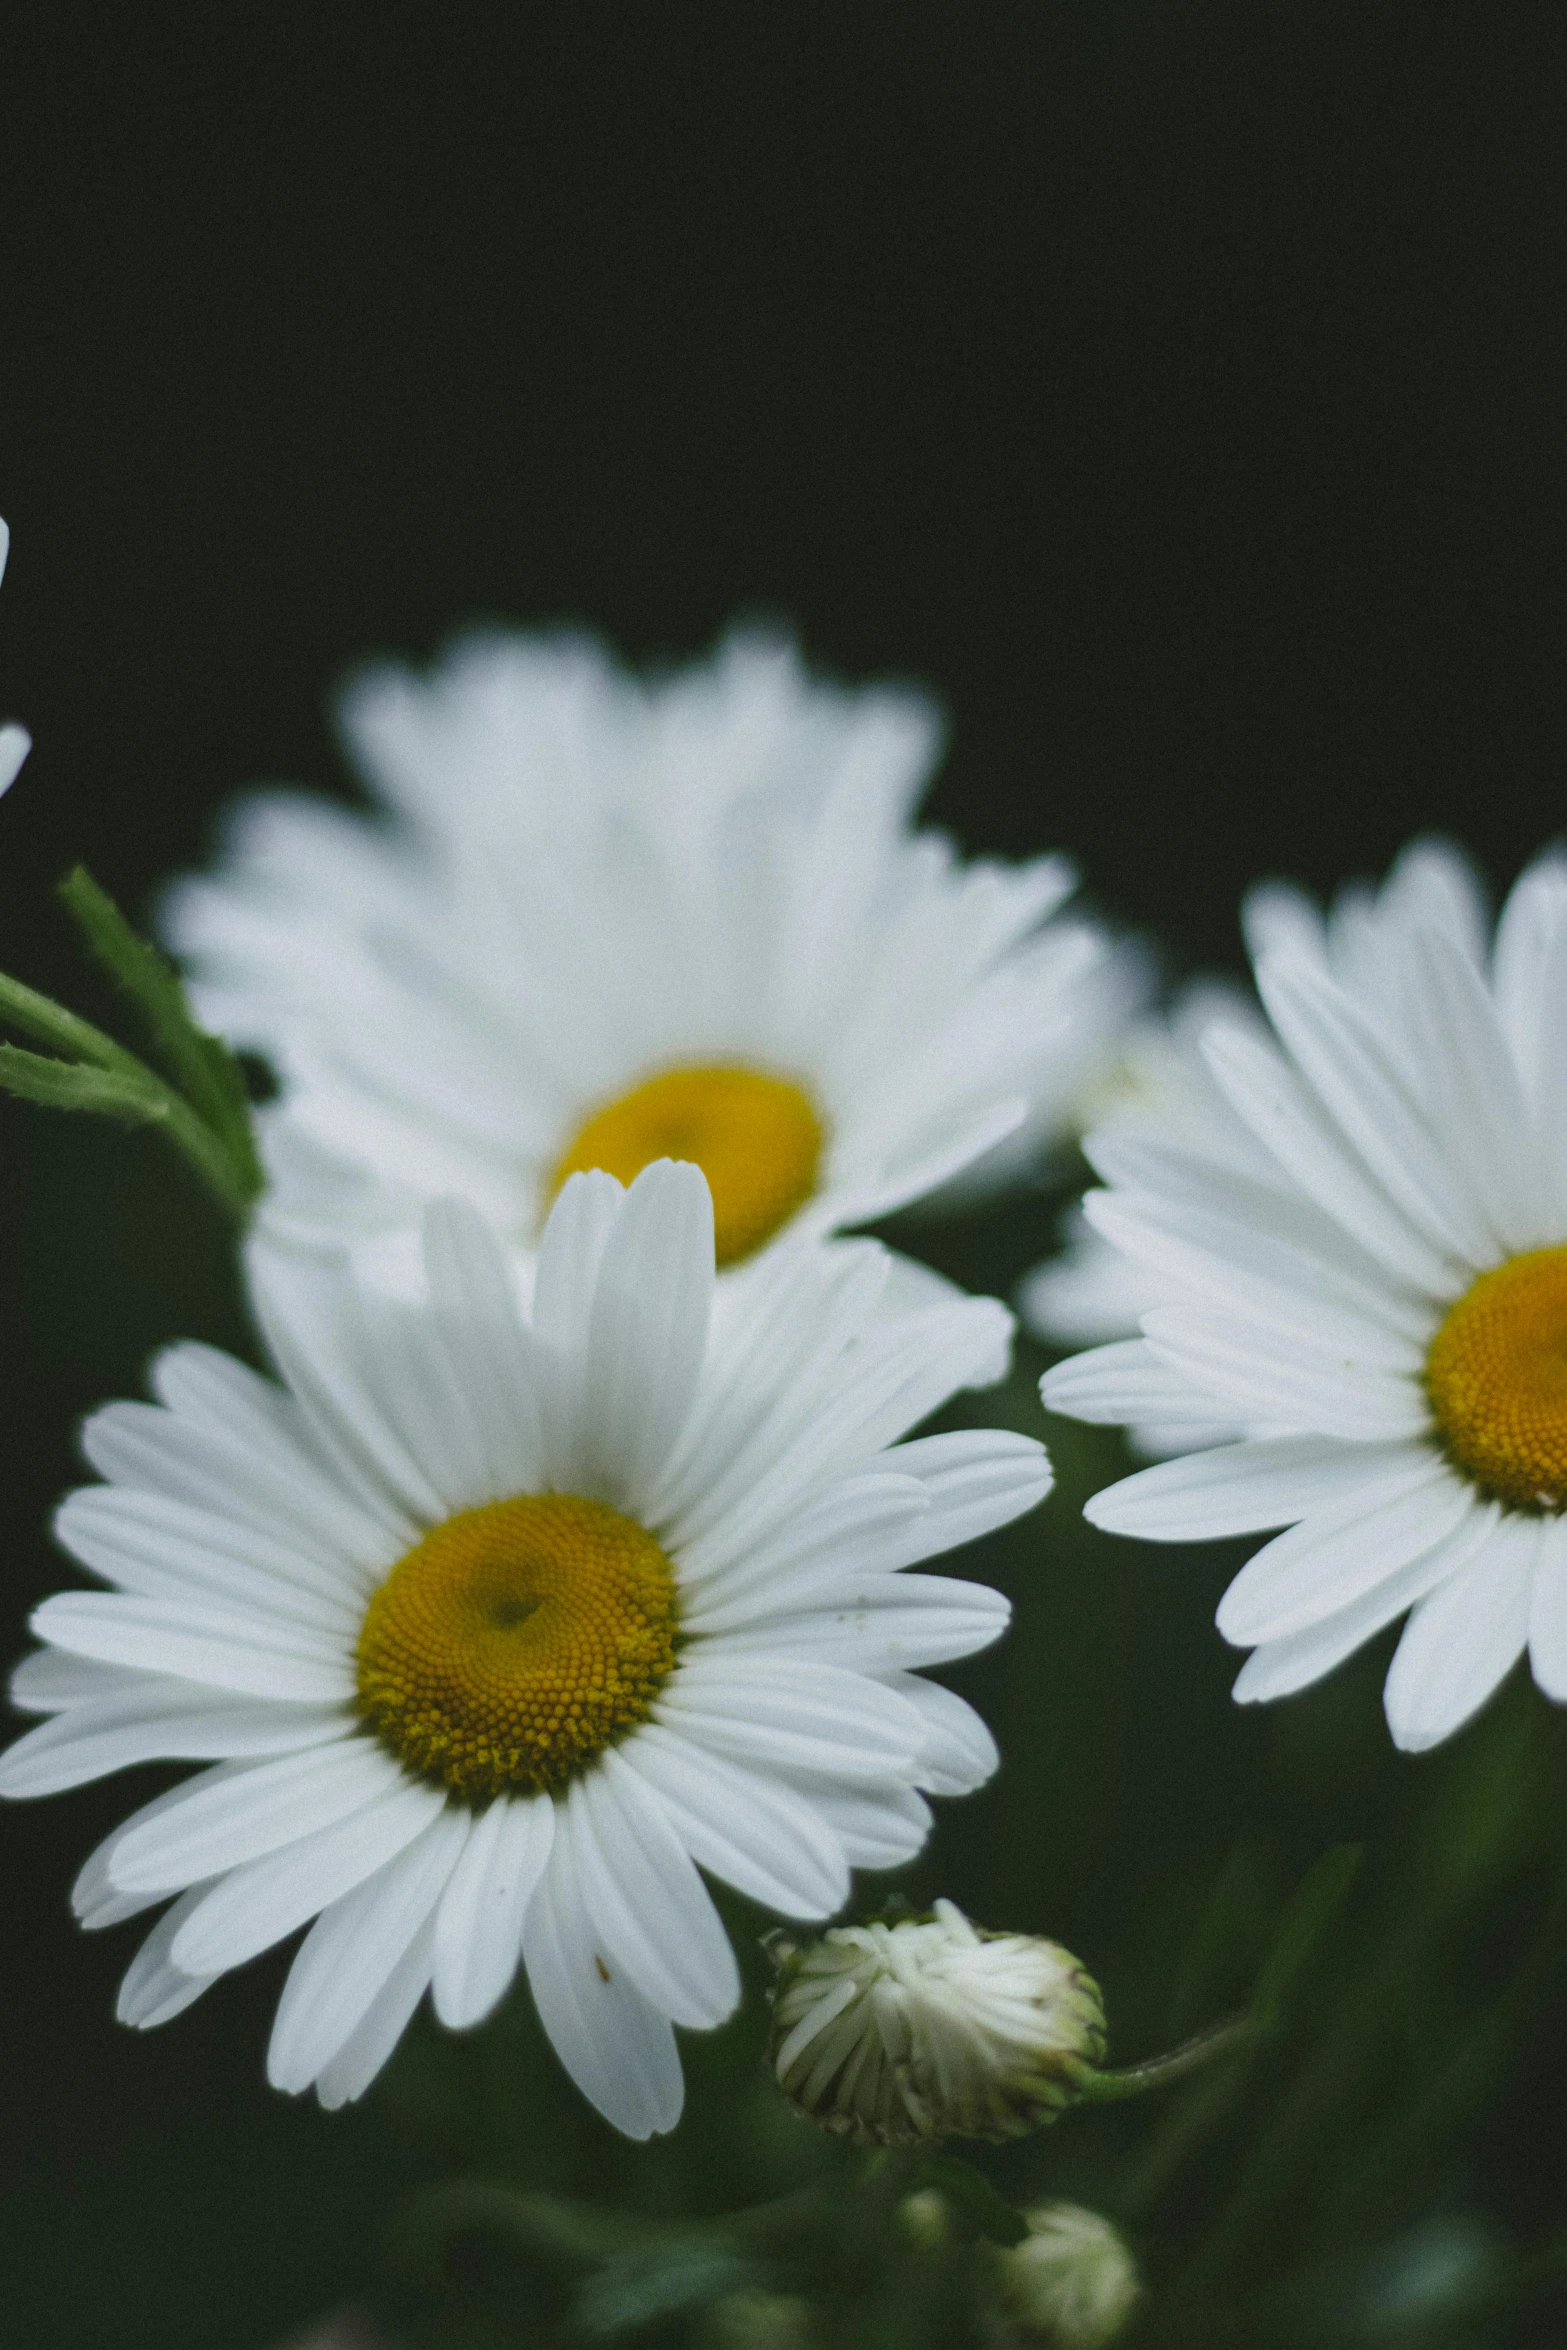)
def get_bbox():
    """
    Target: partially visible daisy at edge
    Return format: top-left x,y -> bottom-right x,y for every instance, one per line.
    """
1023,842 -> 1486,1456
0,518 -> 31,796
161,628 -> 1144,1335
0,1159 -> 1050,2134
1041,836 -> 1567,1753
